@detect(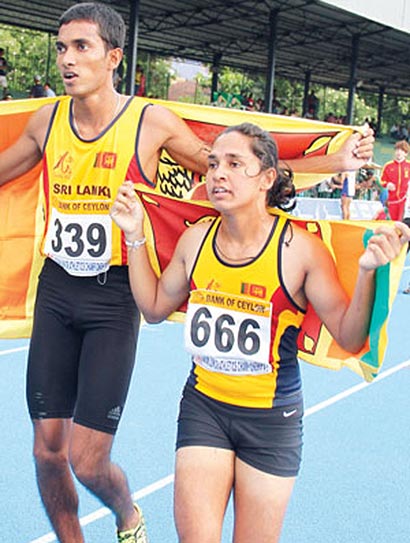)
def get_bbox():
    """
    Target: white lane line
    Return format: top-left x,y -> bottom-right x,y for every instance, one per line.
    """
0,345 -> 29,356
27,359 -> 410,543
28,475 -> 175,543
305,359 -> 410,417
